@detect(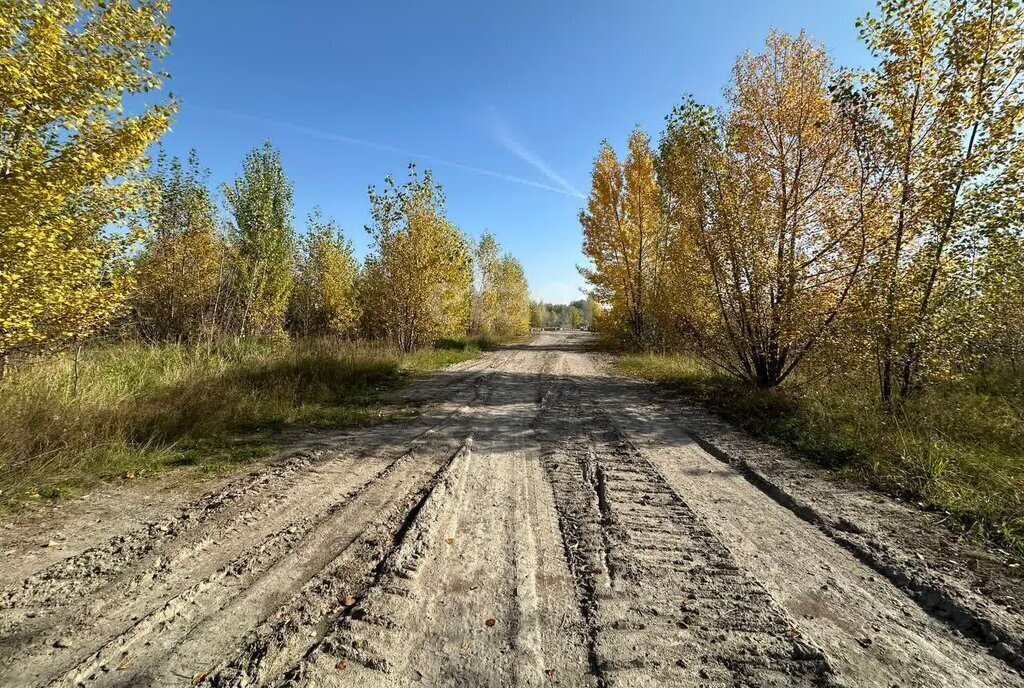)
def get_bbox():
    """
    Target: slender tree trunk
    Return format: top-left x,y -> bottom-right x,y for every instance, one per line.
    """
71,343 -> 83,398
899,3 -> 994,399
880,71 -> 922,404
